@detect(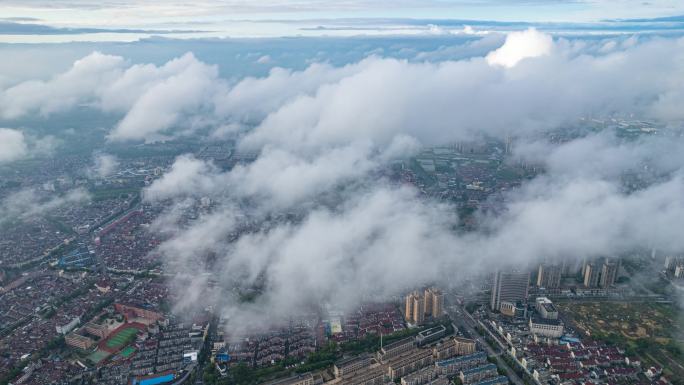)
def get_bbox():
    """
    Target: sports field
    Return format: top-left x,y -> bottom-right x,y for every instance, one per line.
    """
120,346 -> 136,358
105,327 -> 139,349
87,350 -> 111,364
